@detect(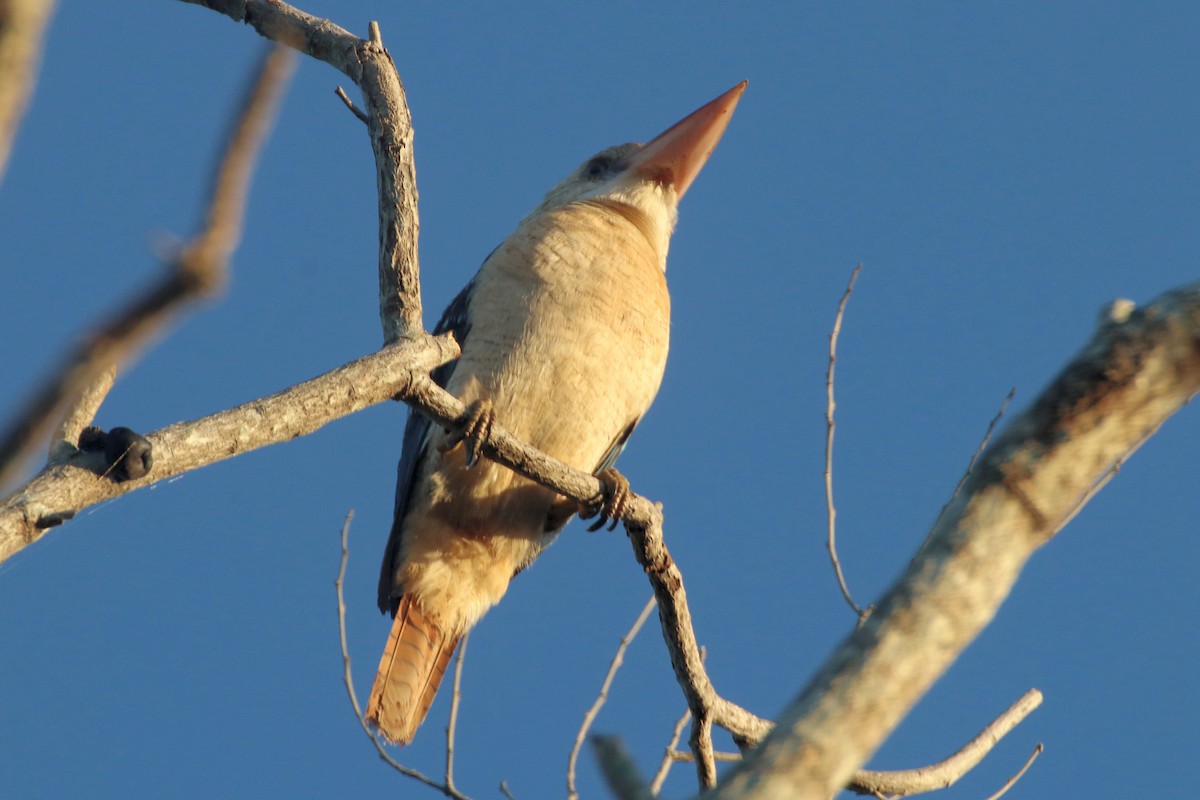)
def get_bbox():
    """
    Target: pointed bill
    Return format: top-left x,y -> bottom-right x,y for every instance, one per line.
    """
629,80 -> 746,198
